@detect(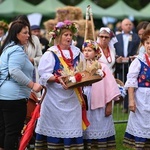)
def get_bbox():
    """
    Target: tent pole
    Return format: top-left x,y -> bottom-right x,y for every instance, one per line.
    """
84,5 -> 90,42
89,6 -> 95,41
